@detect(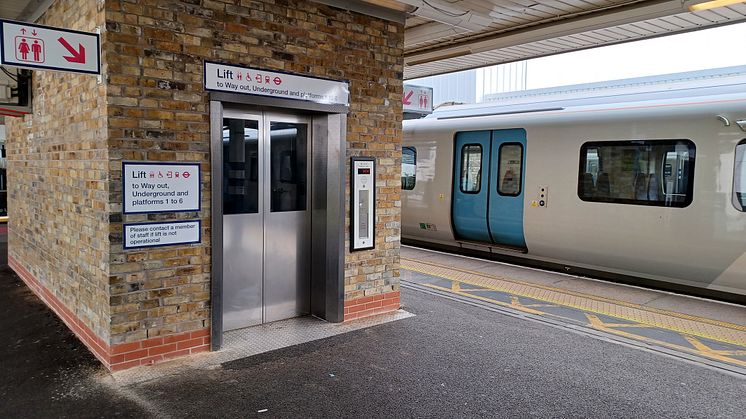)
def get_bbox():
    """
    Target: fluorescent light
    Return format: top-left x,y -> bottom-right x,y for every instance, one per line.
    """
688,0 -> 744,12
